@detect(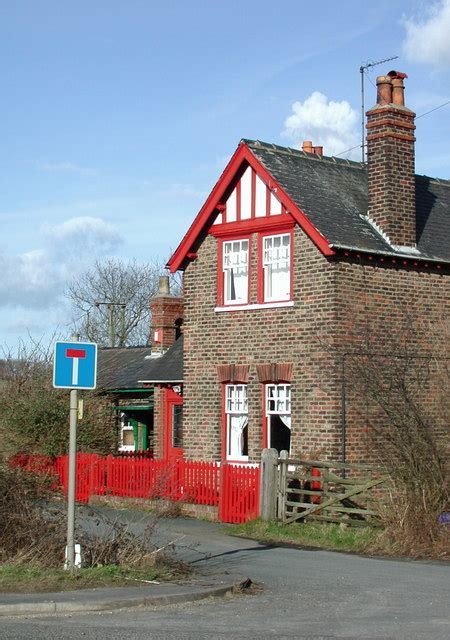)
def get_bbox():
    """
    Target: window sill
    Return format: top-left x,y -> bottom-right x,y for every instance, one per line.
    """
215,301 -> 294,312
